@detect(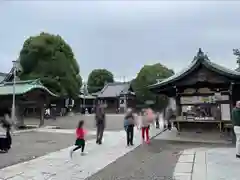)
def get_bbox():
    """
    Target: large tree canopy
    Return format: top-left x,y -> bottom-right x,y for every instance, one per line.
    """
19,32 -> 82,97
132,63 -> 174,110
87,69 -> 114,93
